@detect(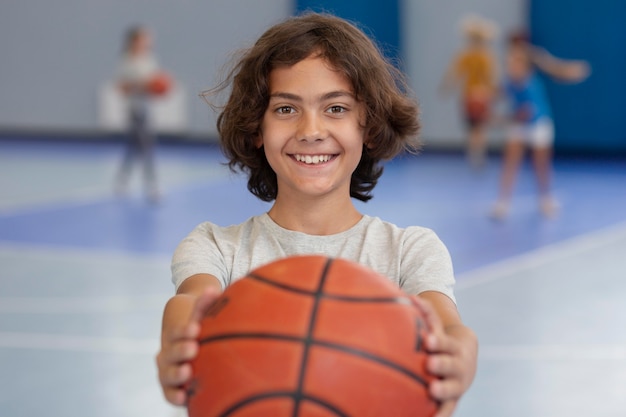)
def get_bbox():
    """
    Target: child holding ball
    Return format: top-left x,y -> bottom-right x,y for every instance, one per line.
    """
157,13 -> 477,417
